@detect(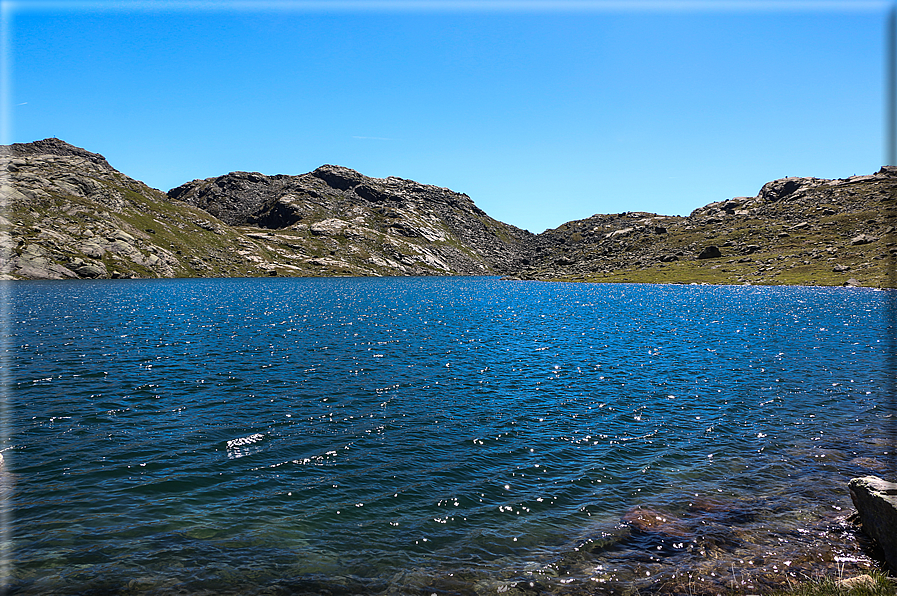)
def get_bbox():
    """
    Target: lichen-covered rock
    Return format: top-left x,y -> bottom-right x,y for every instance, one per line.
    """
850,233 -> 877,245
1,139 -> 257,279
848,476 -> 897,571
